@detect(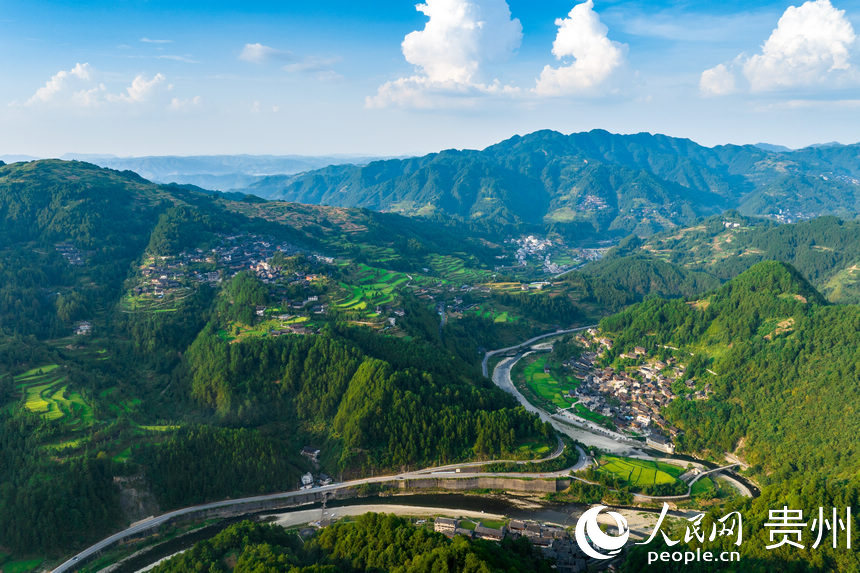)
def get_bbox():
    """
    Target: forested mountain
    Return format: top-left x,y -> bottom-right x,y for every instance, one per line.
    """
601,262 -> 860,571
244,130 -> 860,238
613,212 -> 860,303
0,160 -> 555,557
2,157 -> 857,570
